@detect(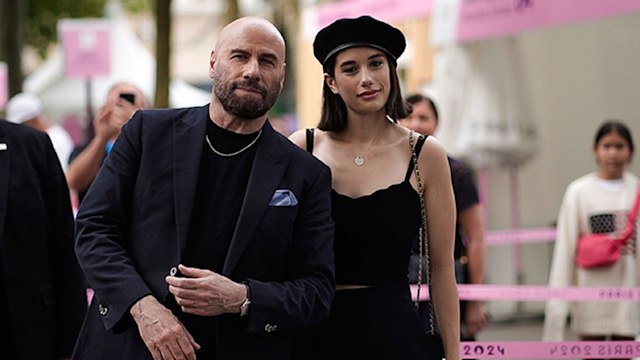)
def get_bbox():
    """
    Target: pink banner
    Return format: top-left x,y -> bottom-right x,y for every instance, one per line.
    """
0,62 -> 7,111
316,0 -> 433,30
461,341 -> 640,359
411,284 -> 640,302
485,227 -> 556,245
457,0 -> 640,42
59,19 -> 111,78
